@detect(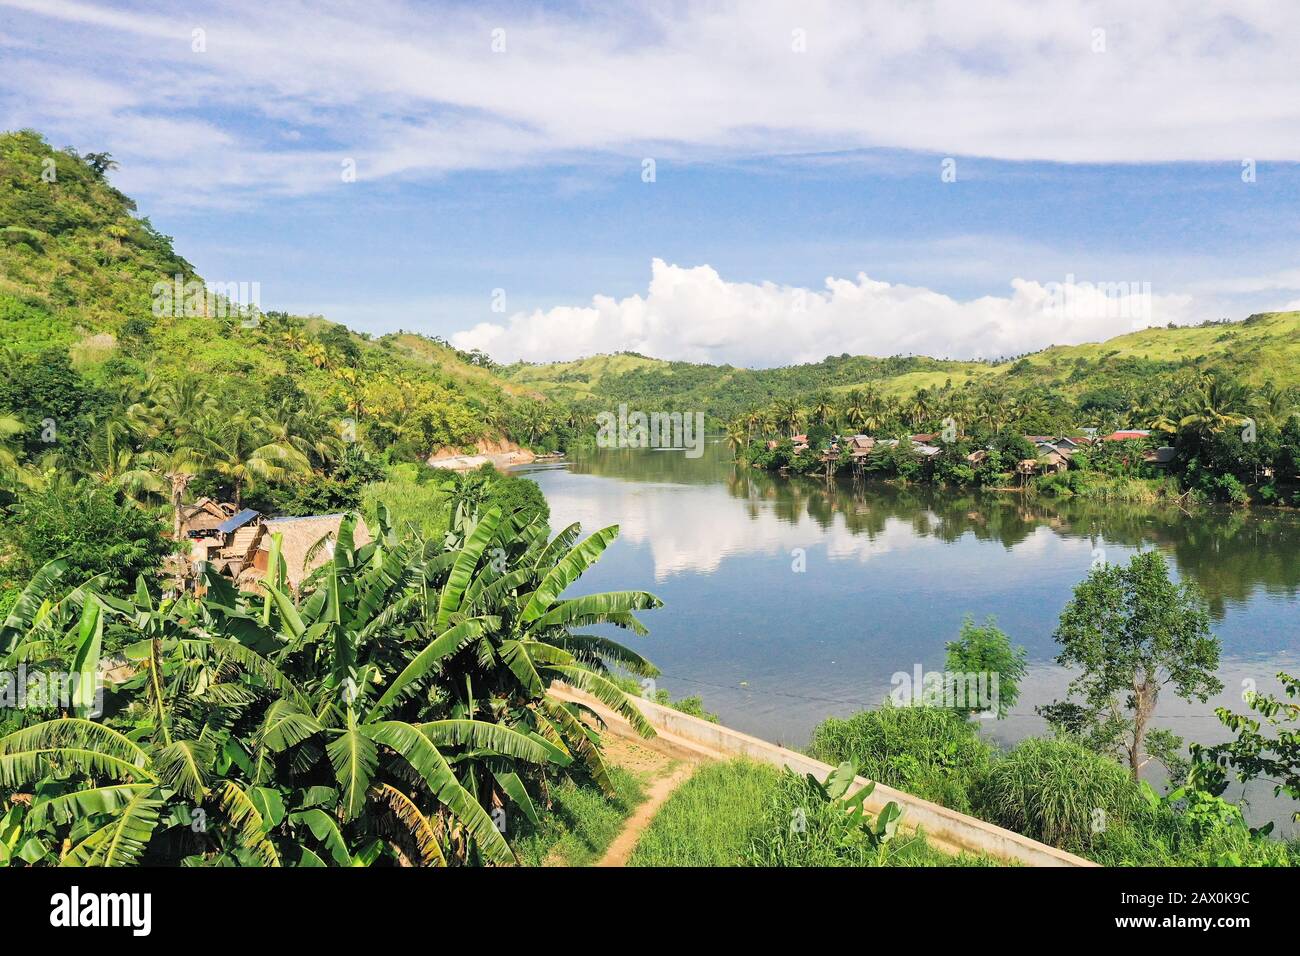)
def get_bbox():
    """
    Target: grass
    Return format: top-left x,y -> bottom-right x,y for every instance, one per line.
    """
629,758 -> 1001,867
629,760 -> 780,866
514,766 -> 646,867
971,737 -> 1144,850
807,705 -> 992,813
